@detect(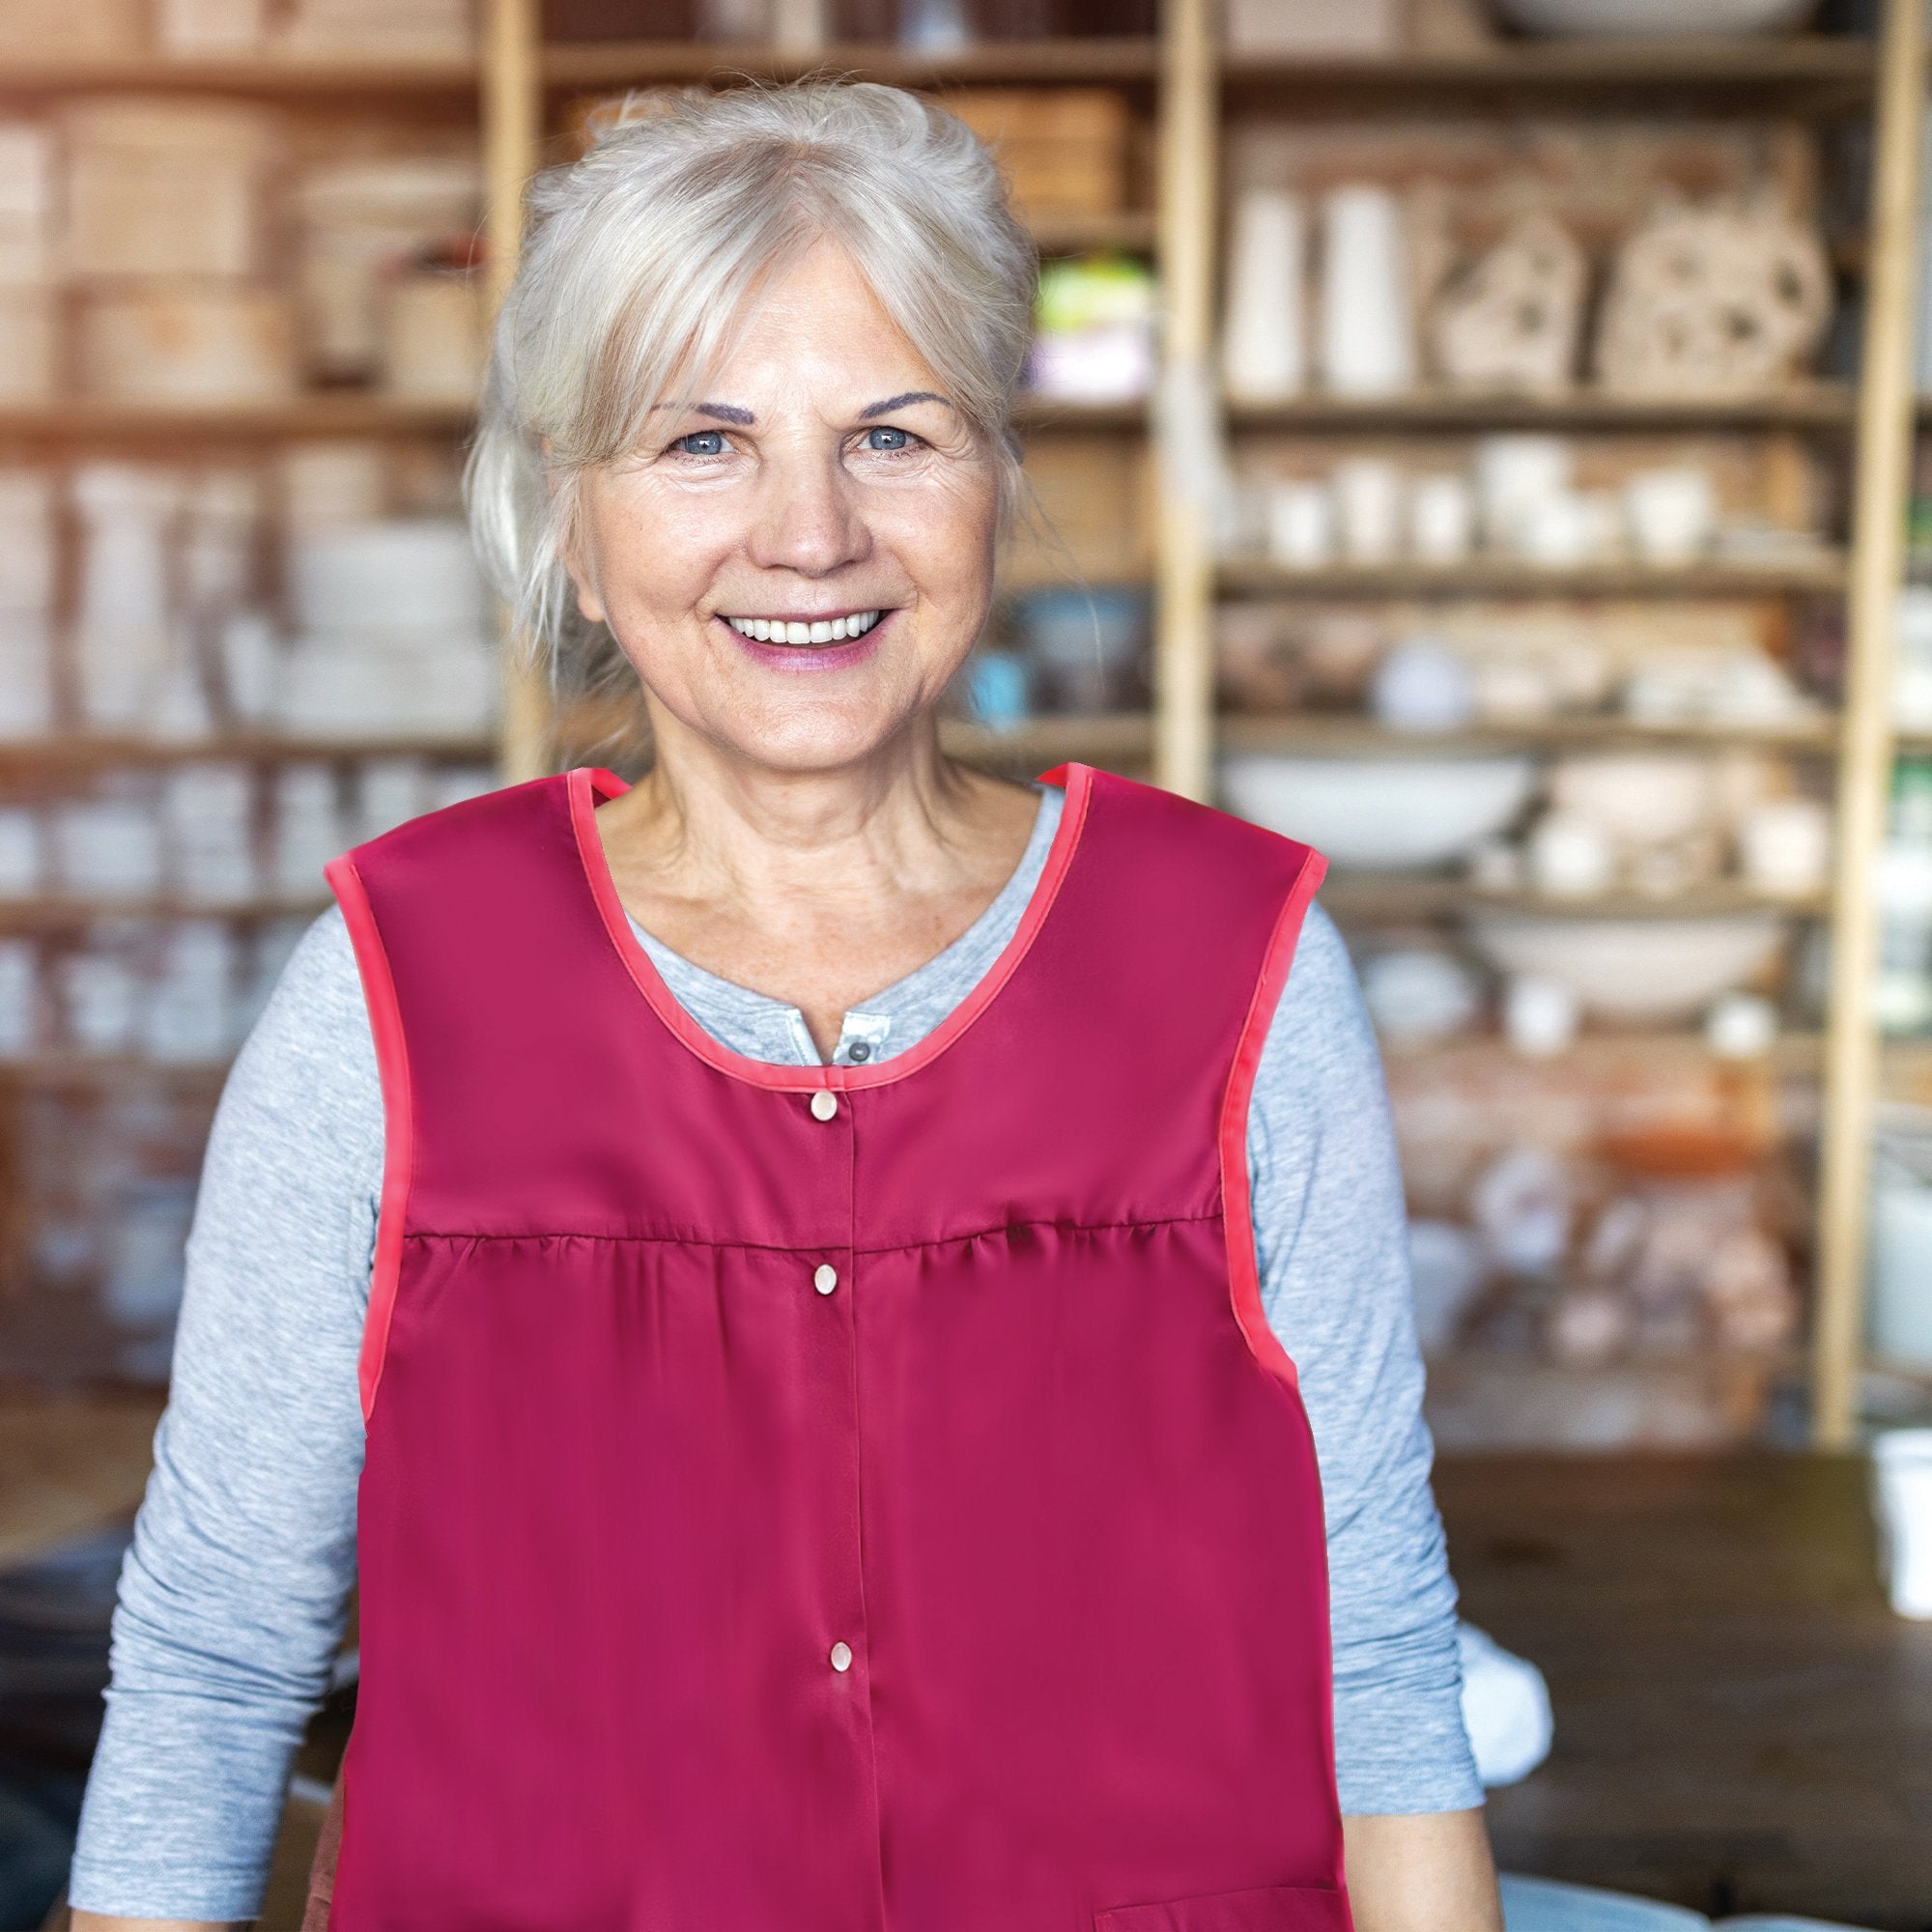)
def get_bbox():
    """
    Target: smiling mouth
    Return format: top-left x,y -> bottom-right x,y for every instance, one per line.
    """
720,610 -> 886,645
